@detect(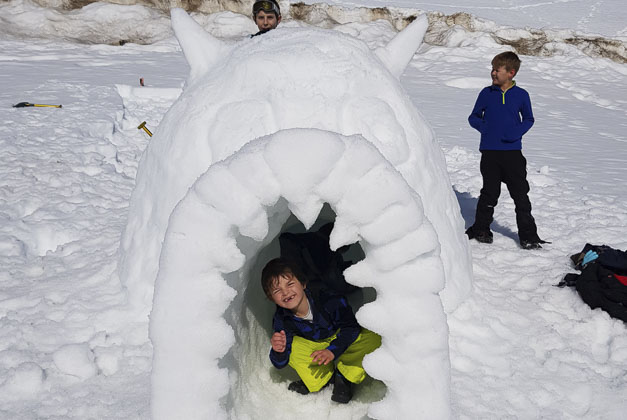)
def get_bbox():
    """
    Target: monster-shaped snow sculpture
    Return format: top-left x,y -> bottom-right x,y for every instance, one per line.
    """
119,8 -> 472,419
